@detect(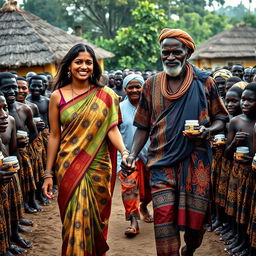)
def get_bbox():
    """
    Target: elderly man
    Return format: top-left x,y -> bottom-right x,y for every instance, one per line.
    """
122,28 -> 228,256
